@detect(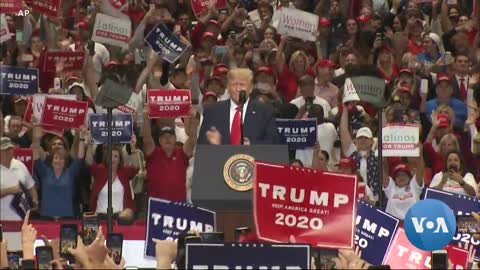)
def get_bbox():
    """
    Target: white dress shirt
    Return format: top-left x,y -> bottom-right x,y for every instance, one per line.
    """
229,99 -> 249,132
290,96 -> 332,118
